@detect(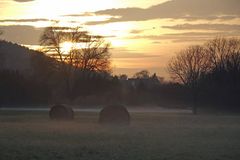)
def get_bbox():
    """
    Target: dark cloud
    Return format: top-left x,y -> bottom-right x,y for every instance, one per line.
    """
113,52 -> 162,59
63,12 -> 95,17
152,41 -> 161,44
129,29 -> 146,34
13,0 -> 34,2
129,28 -> 156,34
0,25 -> 43,45
0,18 -> 55,23
84,0 -> 240,25
130,31 -> 240,43
0,24 -> 116,45
112,47 -> 163,59
162,24 -> 240,31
